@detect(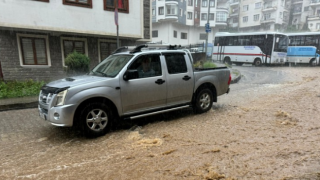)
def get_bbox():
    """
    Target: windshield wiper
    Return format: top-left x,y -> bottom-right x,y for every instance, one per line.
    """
93,71 -> 109,77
